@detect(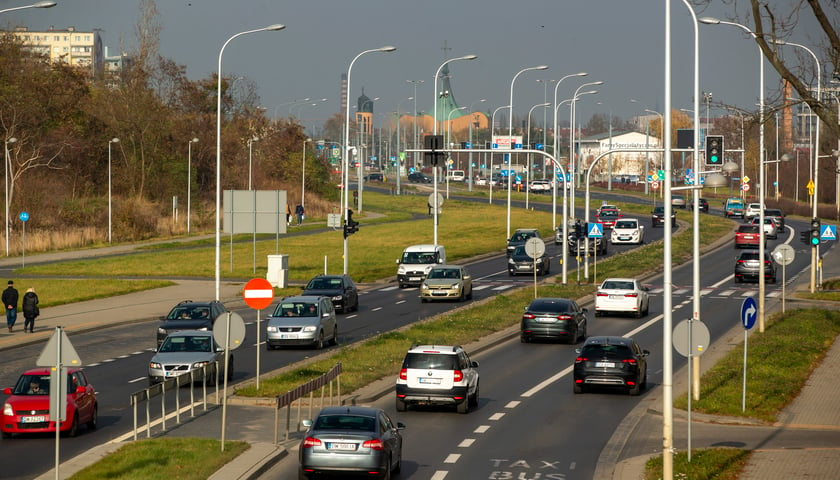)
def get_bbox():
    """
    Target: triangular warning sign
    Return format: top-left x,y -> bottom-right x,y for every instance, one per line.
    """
821,226 -> 836,240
